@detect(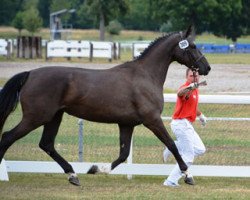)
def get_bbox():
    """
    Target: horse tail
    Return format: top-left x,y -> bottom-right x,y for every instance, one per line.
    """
0,71 -> 30,138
